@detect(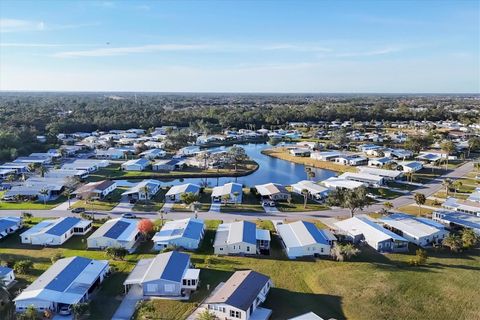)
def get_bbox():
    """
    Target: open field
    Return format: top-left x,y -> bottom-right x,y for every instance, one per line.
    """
261,147 -> 358,173
86,161 -> 259,182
